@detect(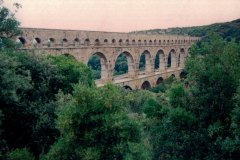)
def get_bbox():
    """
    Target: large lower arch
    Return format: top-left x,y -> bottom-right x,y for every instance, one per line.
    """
155,49 -> 165,70
88,52 -> 108,80
179,48 -> 185,67
139,50 -> 152,74
156,77 -> 163,85
141,81 -> 151,90
114,51 -> 135,77
167,49 -> 177,68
